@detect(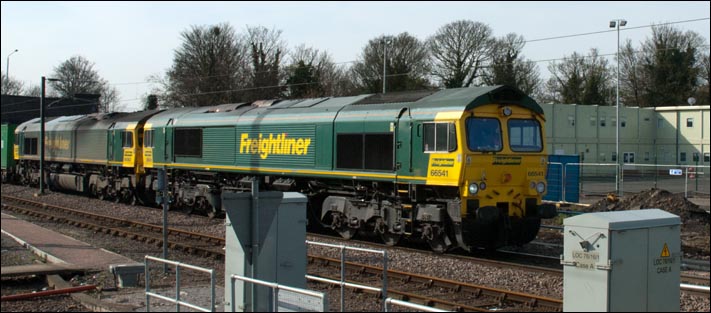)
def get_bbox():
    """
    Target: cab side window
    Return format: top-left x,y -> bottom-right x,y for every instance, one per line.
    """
122,131 -> 133,148
423,122 -> 456,153
144,130 -> 154,148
